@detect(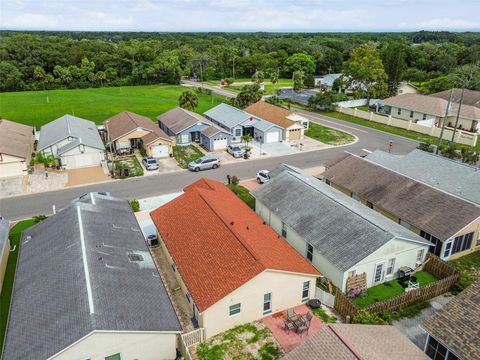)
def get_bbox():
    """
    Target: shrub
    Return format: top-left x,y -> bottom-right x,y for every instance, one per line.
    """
231,175 -> 239,186
259,342 -> 281,360
225,77 -> 234,86
139,147 -> 147,157
33,214 -> 48,223
196,343 -> 225,360
129,199 -> 140,212
352,311 -> 388,325
417,142 -> 435,153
